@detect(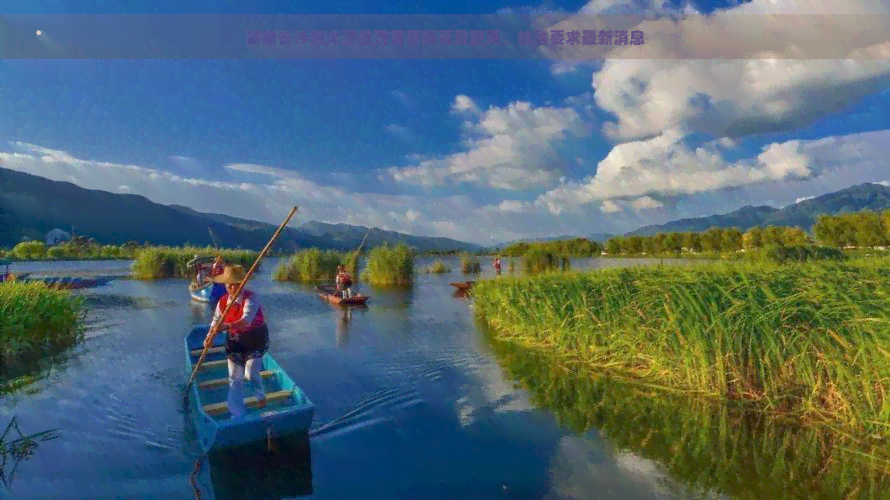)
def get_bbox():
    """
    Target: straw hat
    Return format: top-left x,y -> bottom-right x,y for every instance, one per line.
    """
211,265 -> 247,285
